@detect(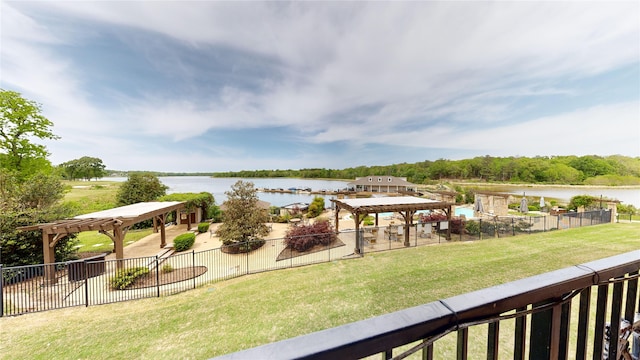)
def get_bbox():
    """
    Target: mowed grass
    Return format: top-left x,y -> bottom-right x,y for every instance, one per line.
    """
74,229 -> 154,253
62,180 -> 120,214
1,223 -> 639,359
61,181 -> 153,253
